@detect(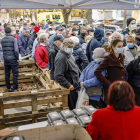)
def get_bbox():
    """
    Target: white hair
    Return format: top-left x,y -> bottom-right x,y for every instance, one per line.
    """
37,30 -> 45,37
39,33 -> 49,43
70,36 -> 80,46
111,32 -> 121,39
